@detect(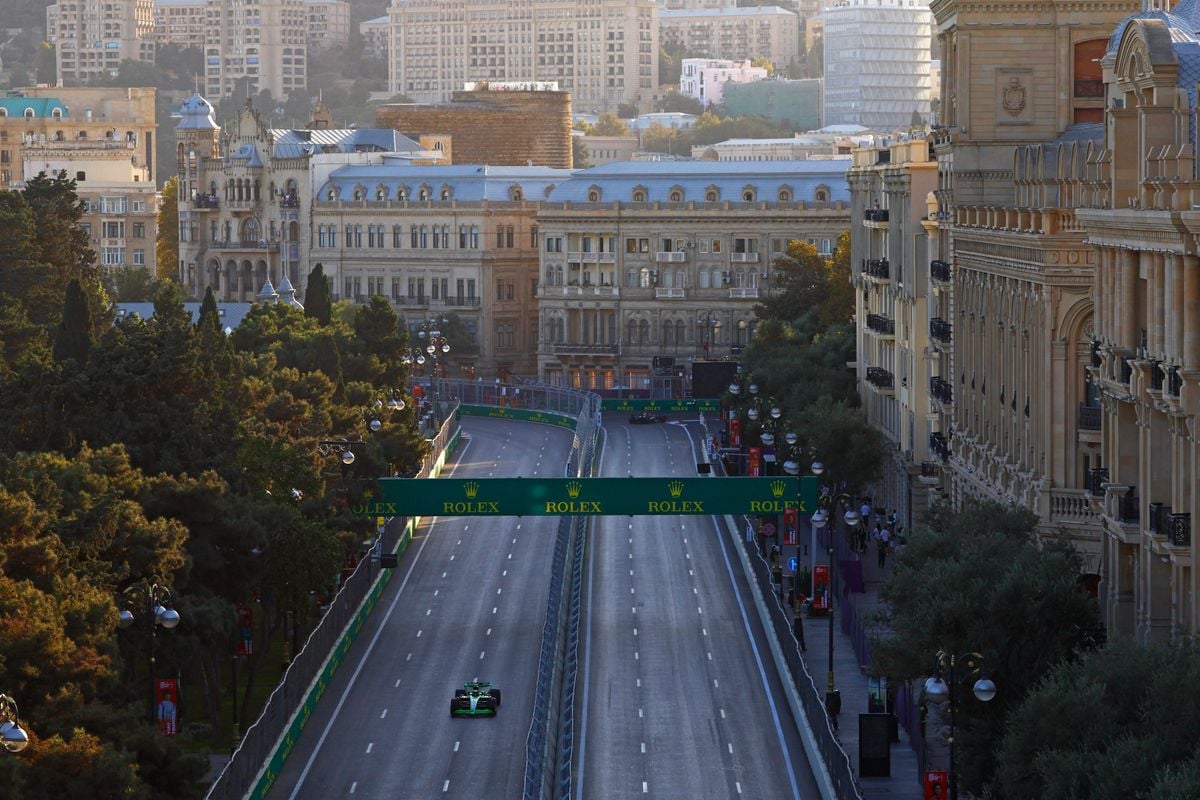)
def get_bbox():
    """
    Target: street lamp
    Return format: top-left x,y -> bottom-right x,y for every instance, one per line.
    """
924,651 -> 997,800
117,580 -> 181,726
807,490 -> 858,727
697,312 -> 722,359
406,318 -> 452,428
0,694 -> 29,753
